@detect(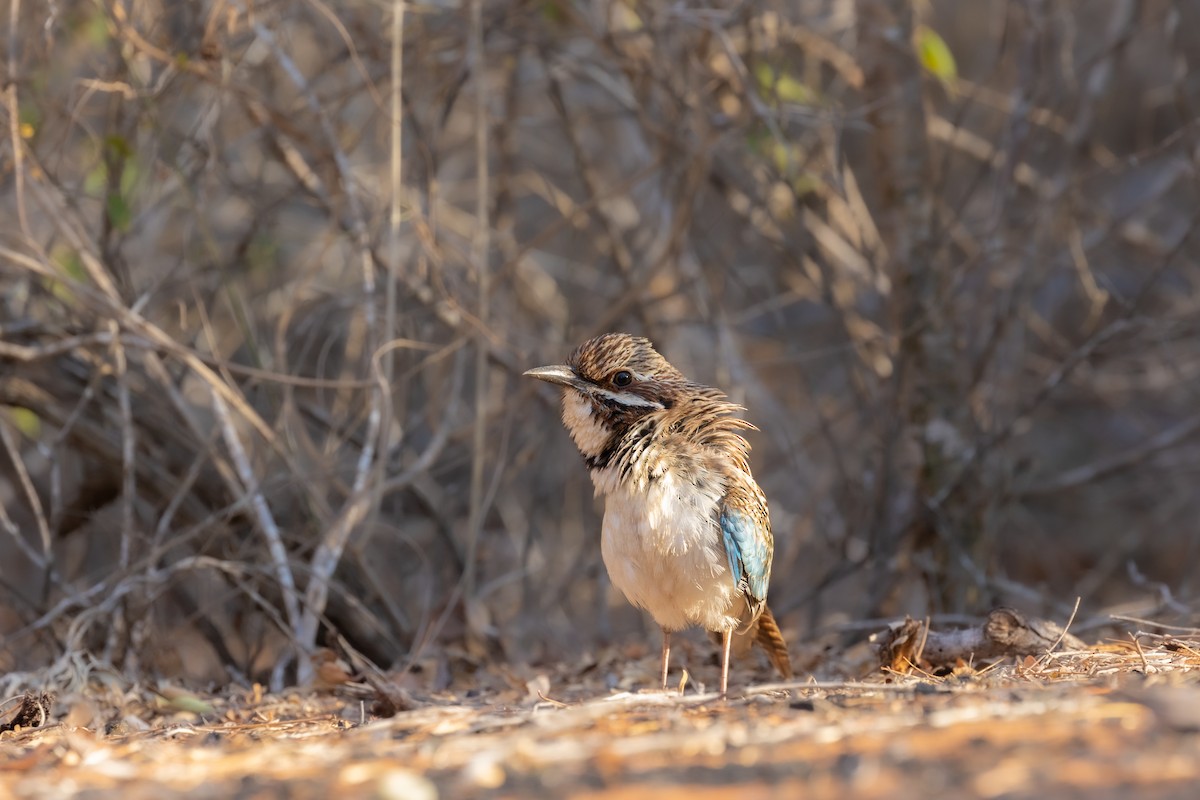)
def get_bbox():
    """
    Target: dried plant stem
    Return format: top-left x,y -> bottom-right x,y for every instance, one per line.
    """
362,0 -> 406,570
210,390 -> 300,637
102,319 -> 137,665
378,0 -> 405,452
390,0 -> 406,254
4,0 -> 29,236
0,422 -> 51,570
464,0 -> 490,605
109,322 -> 135,572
